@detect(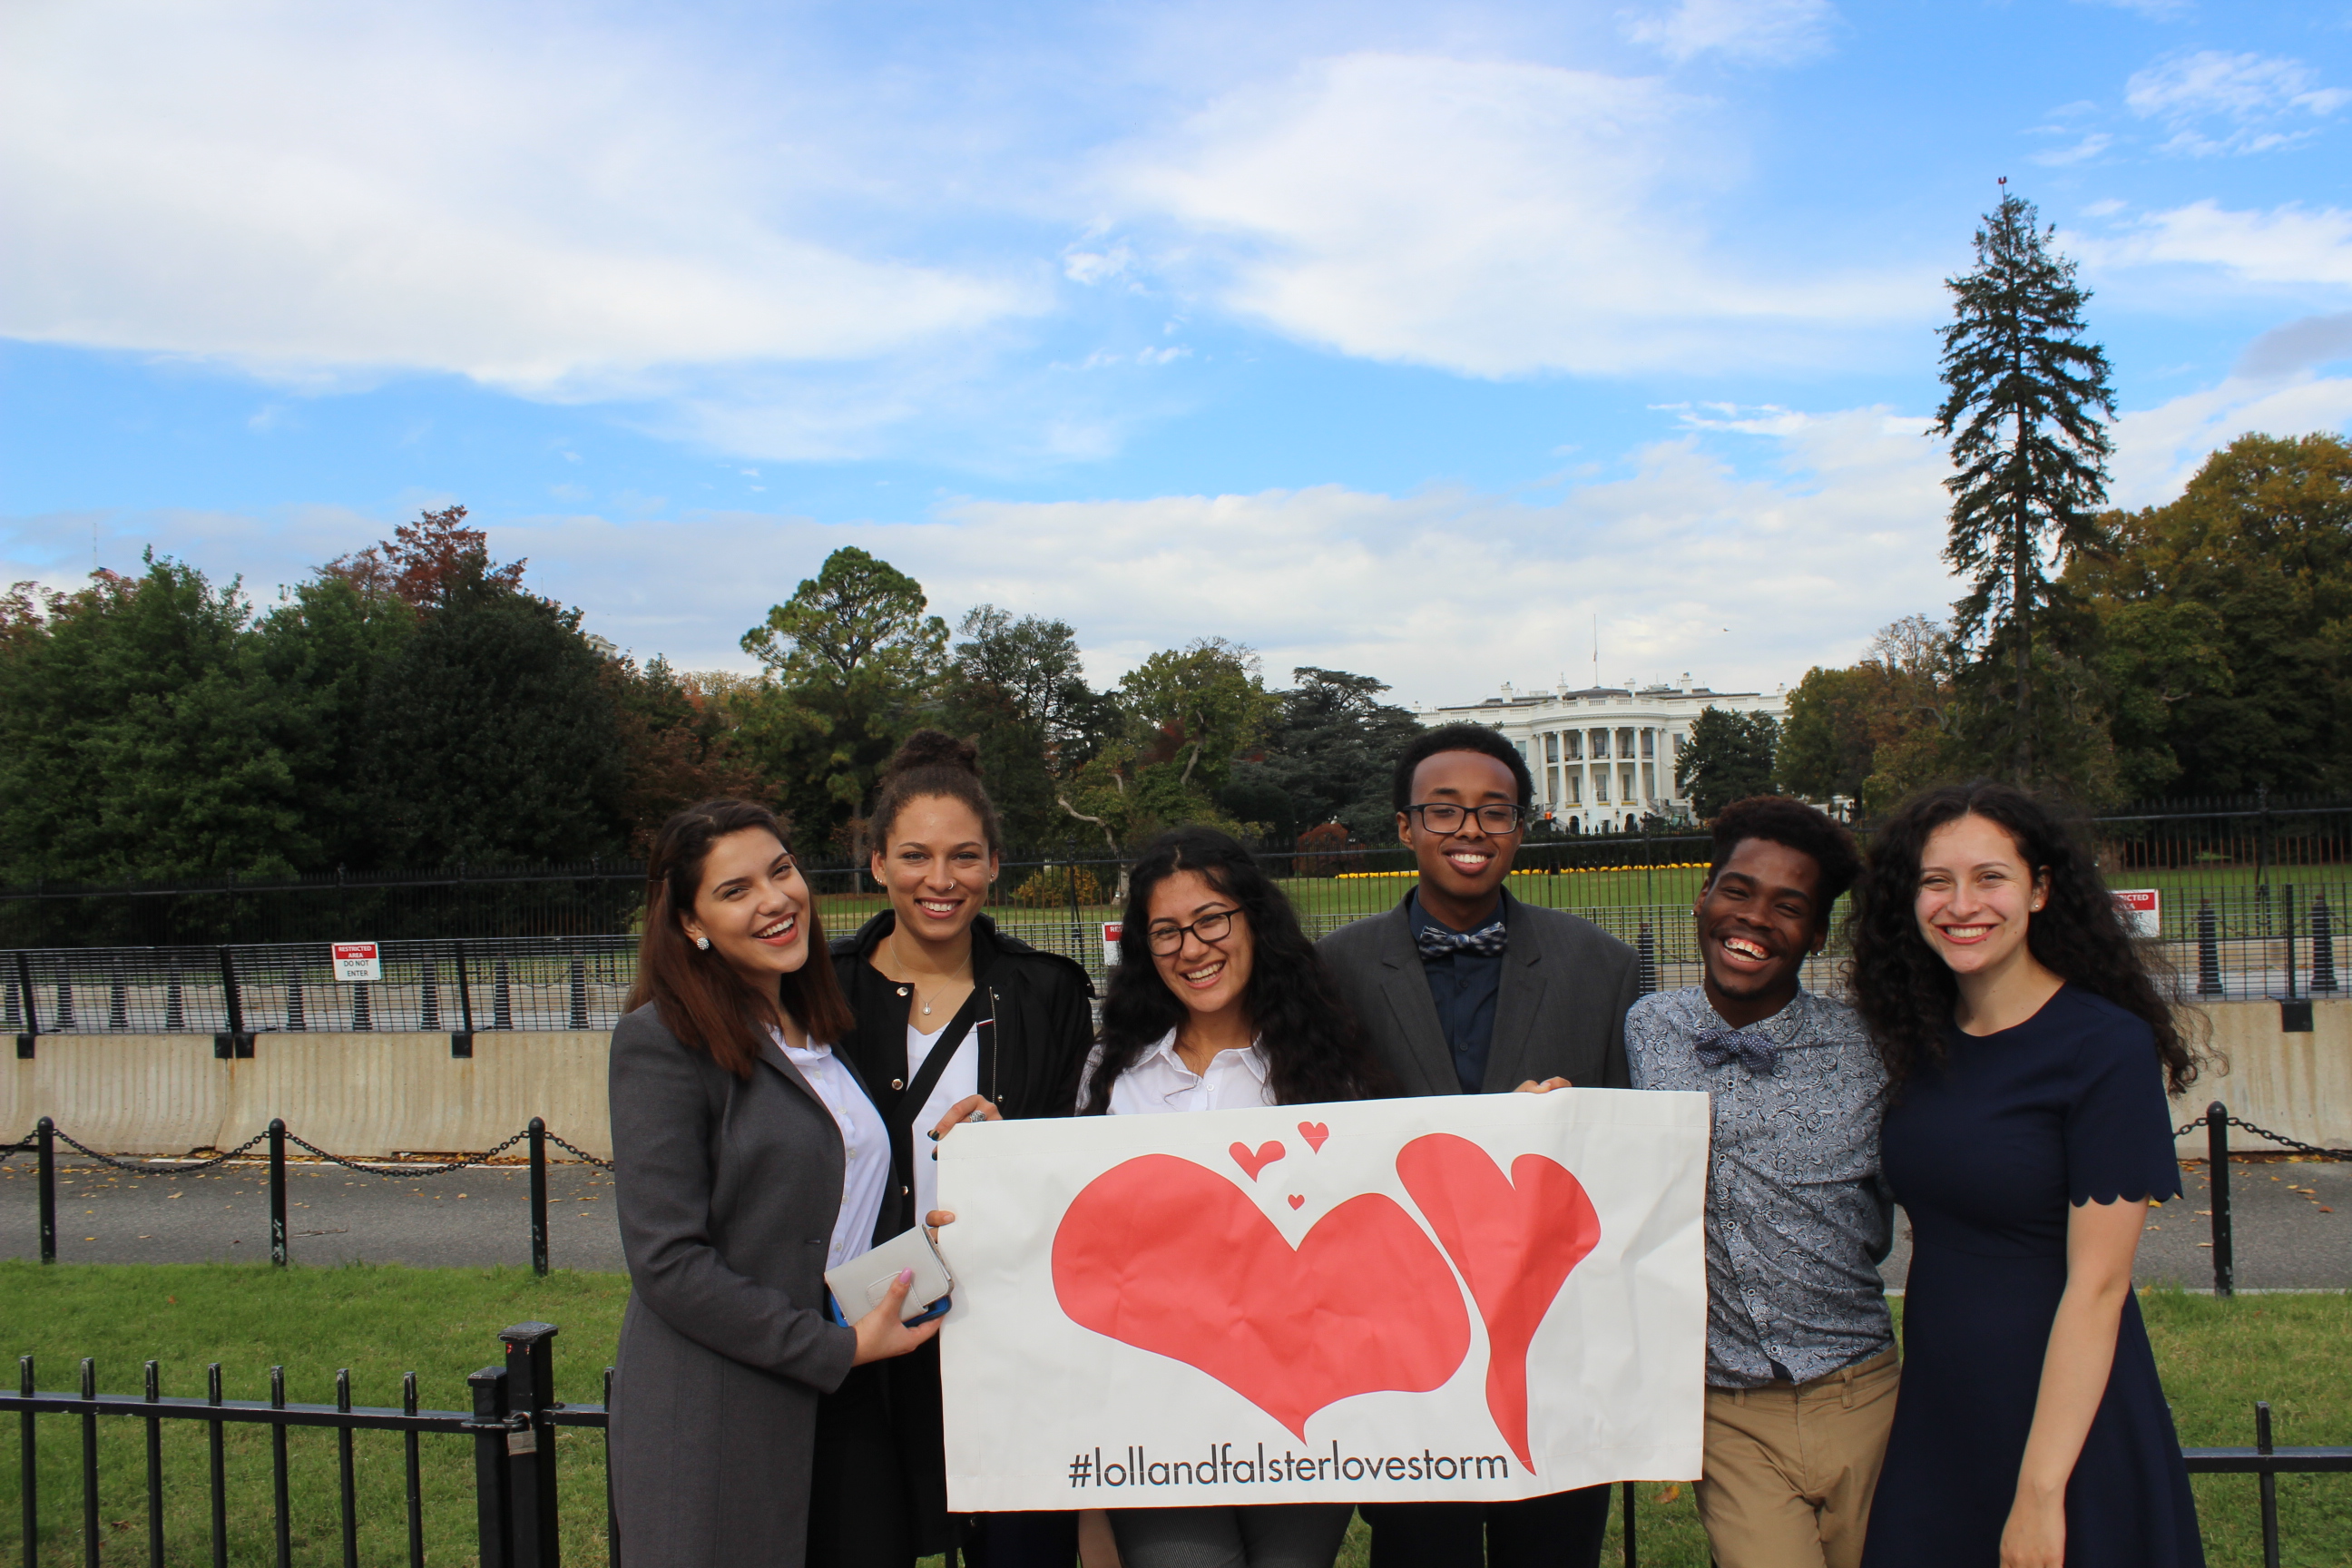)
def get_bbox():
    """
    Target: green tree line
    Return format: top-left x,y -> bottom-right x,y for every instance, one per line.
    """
0,515 -> 1428,887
